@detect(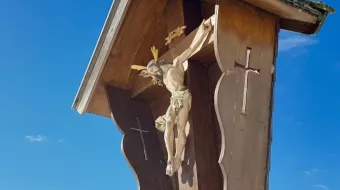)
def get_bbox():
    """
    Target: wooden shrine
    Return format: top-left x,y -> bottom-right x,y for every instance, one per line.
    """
72,0 -> 334,189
